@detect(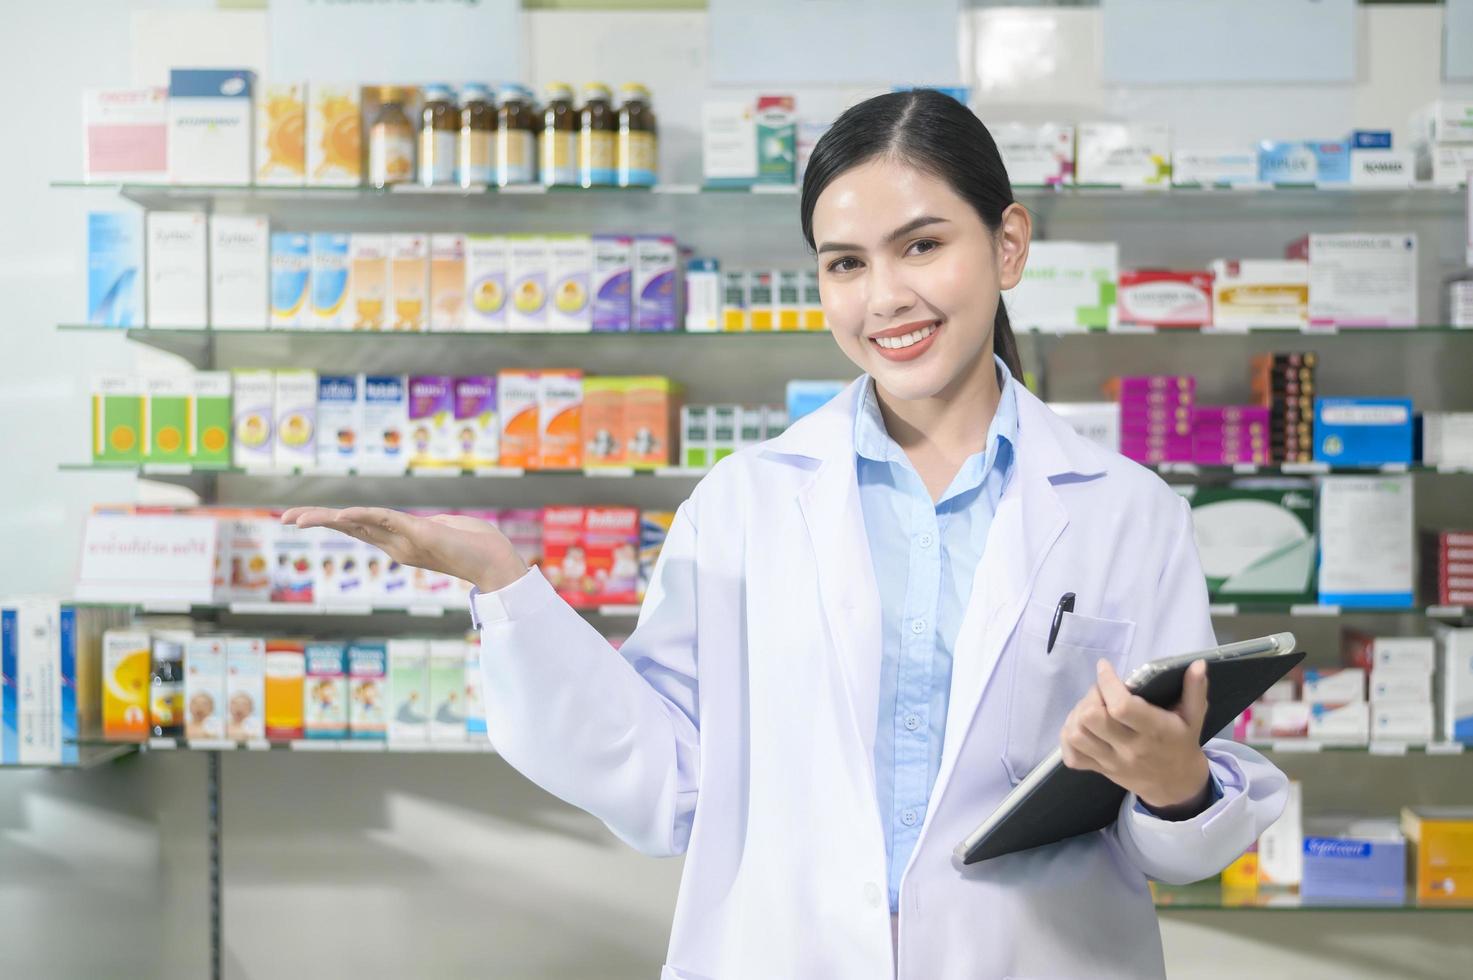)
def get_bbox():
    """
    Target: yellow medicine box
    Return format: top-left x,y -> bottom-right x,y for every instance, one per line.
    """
1401,806 -> 1473,903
